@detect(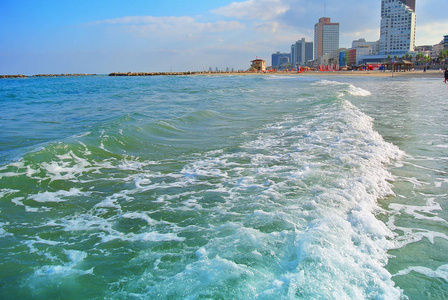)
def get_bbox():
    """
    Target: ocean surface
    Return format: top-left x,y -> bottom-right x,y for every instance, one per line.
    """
0,74 -> 447,299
